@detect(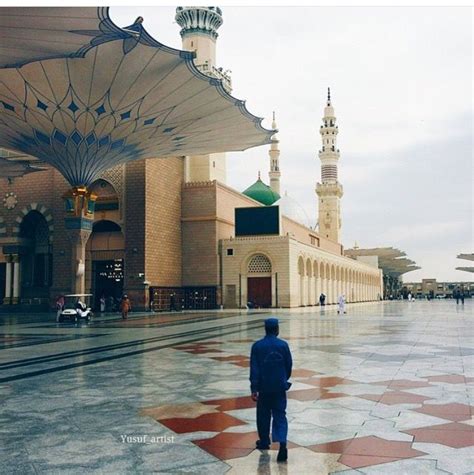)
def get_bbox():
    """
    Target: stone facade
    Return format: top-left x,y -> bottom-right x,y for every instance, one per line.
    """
221,233 -> 382,309
0,163 -> 383,310
0,157 -> 185,310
